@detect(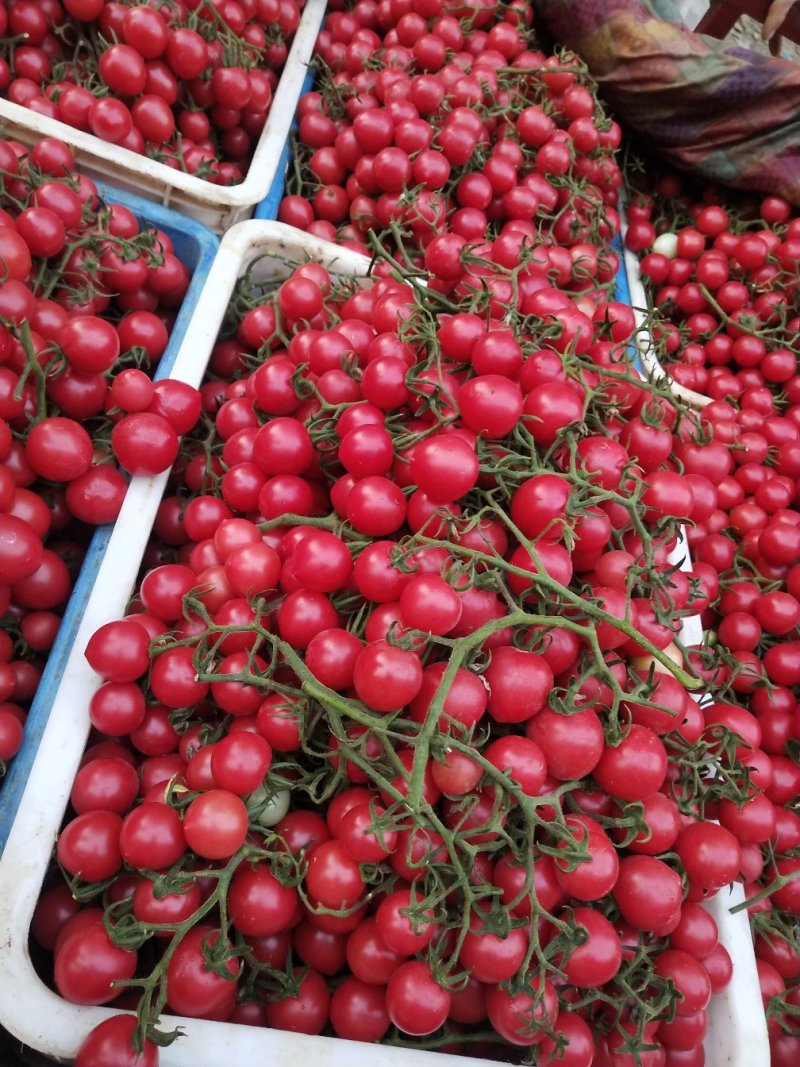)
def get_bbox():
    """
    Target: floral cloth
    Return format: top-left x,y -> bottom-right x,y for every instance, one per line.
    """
532,0 -> 800,203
